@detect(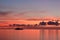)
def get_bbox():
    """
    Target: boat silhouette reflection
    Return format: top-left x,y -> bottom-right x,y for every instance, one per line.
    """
15,28 -> 24,30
